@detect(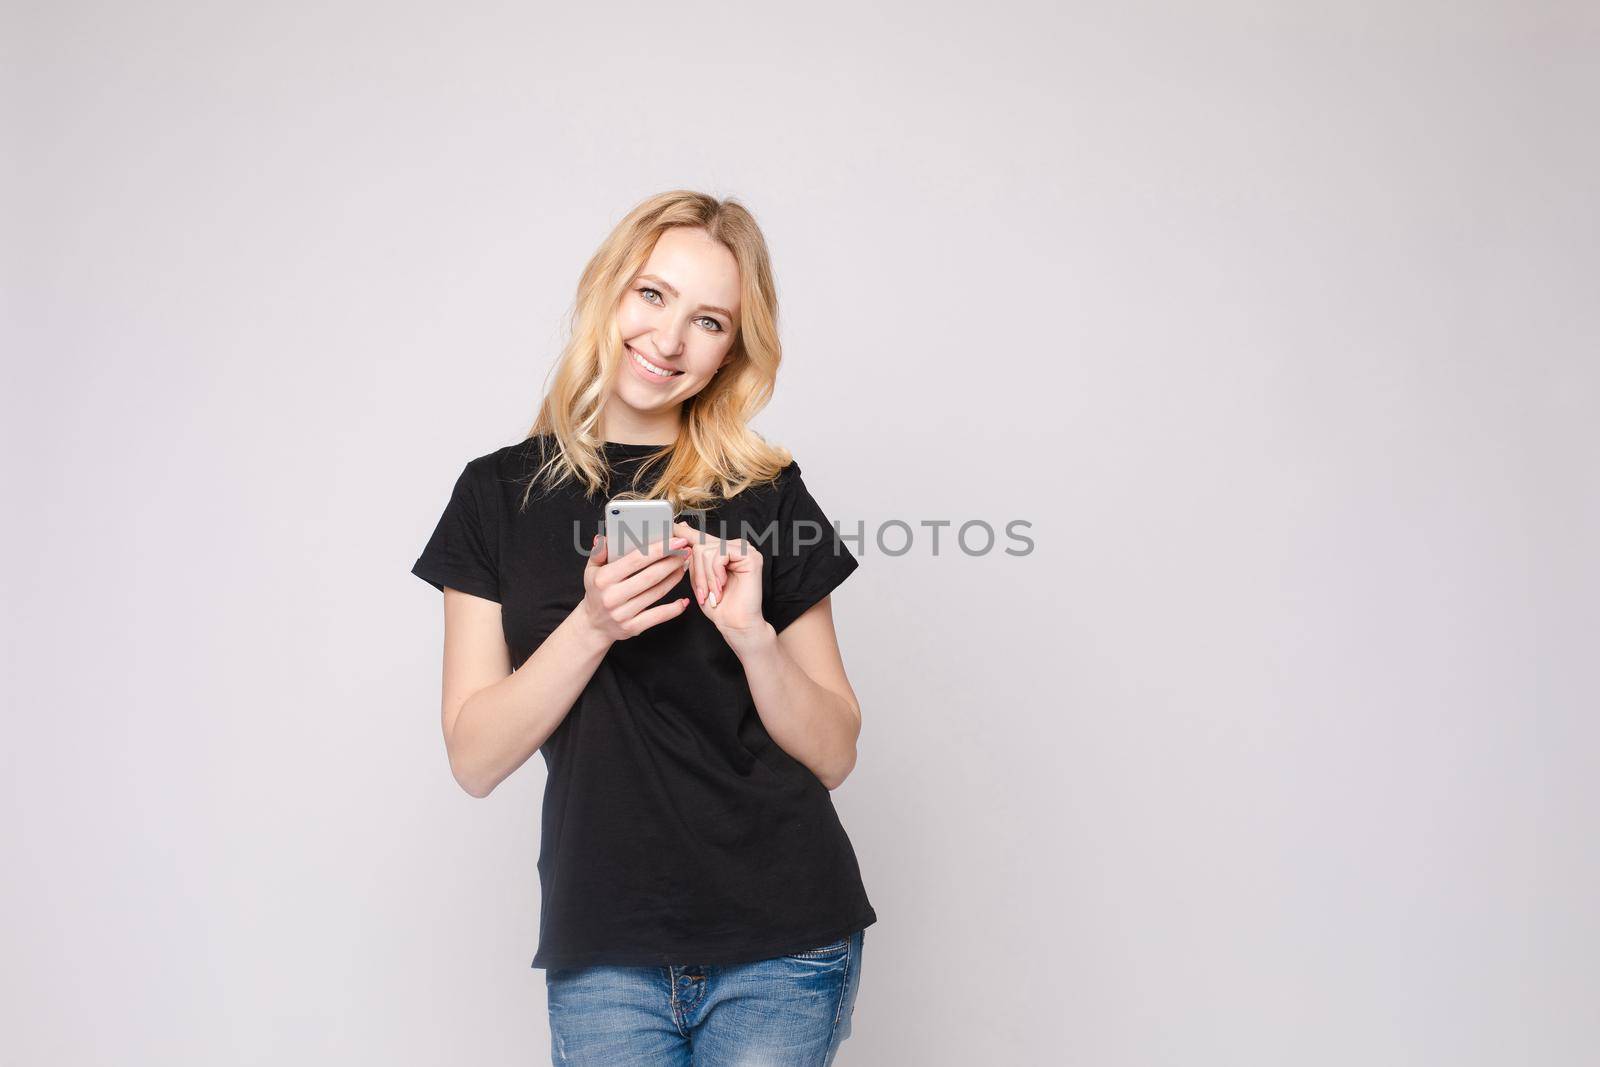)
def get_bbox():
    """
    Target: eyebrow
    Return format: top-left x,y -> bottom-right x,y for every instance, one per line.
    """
636,274 -> 736,322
